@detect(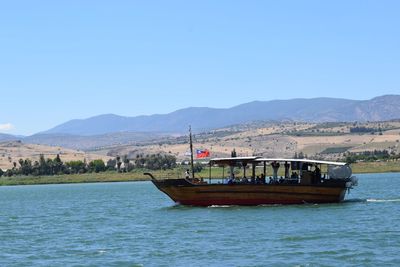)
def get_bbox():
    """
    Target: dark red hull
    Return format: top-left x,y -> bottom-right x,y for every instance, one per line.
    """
148,177 -> 349,206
